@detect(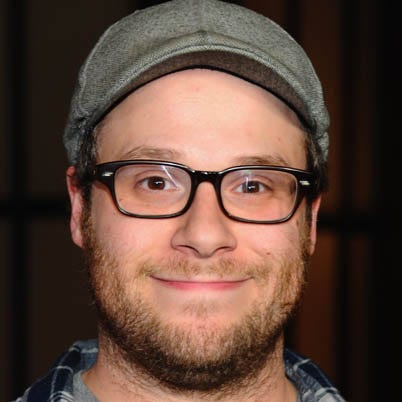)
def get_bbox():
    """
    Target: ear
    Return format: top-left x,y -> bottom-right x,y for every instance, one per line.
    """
66,166 -> 85,249
308,196 -> 322,255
